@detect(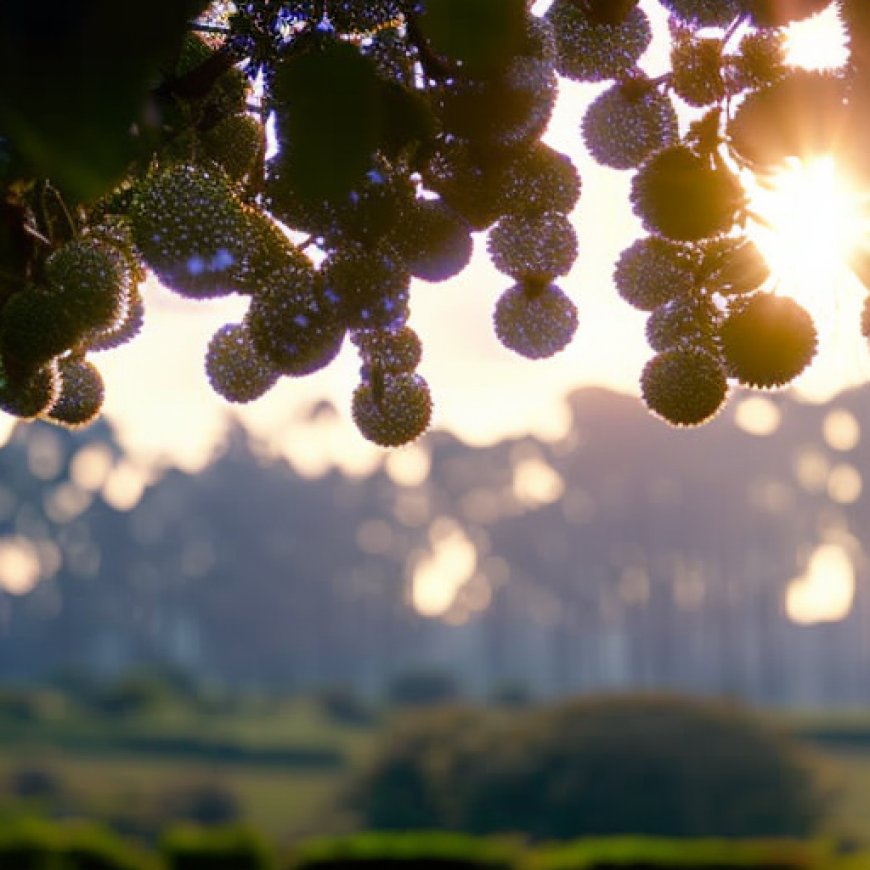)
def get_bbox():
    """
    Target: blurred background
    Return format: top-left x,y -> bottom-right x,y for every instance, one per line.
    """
1,385 -> 870,866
